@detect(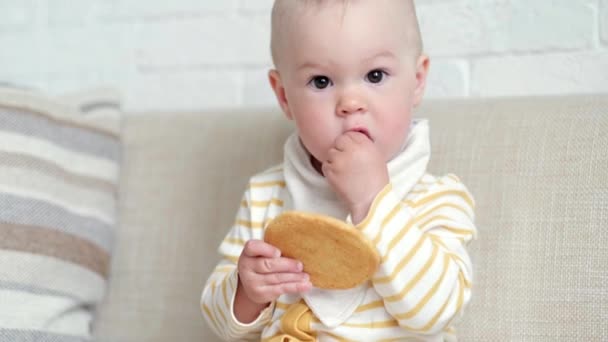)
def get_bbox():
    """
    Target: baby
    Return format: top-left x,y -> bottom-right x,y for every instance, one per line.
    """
202,1 -> 477,340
